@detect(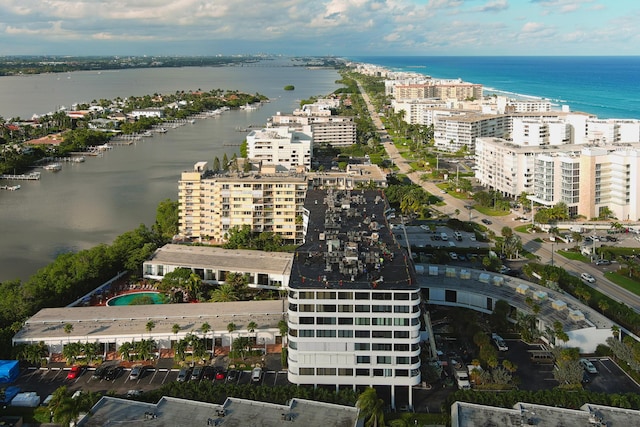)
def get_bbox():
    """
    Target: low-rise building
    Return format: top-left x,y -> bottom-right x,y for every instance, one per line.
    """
246,126 -> 313,171
143,244 -> 293,290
